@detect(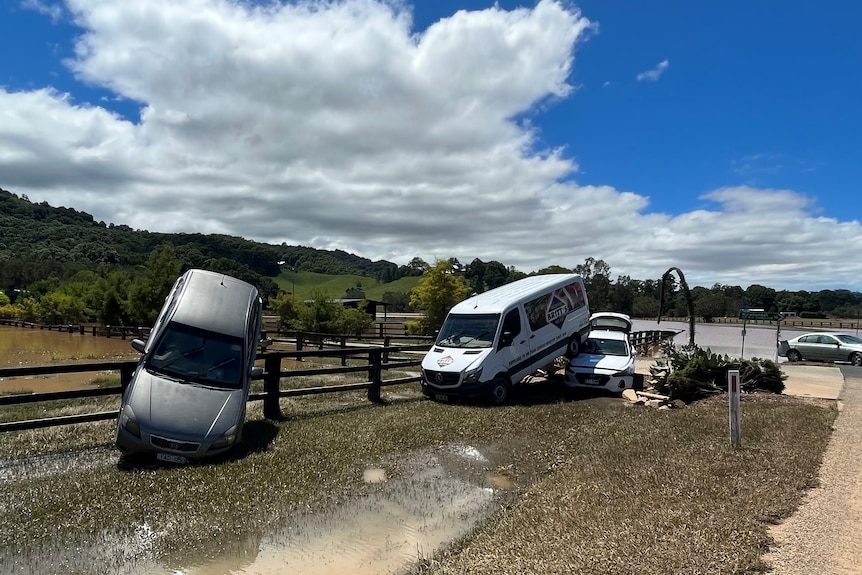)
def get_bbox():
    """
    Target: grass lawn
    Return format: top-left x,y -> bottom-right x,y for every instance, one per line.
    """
0,377 -> 836,574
